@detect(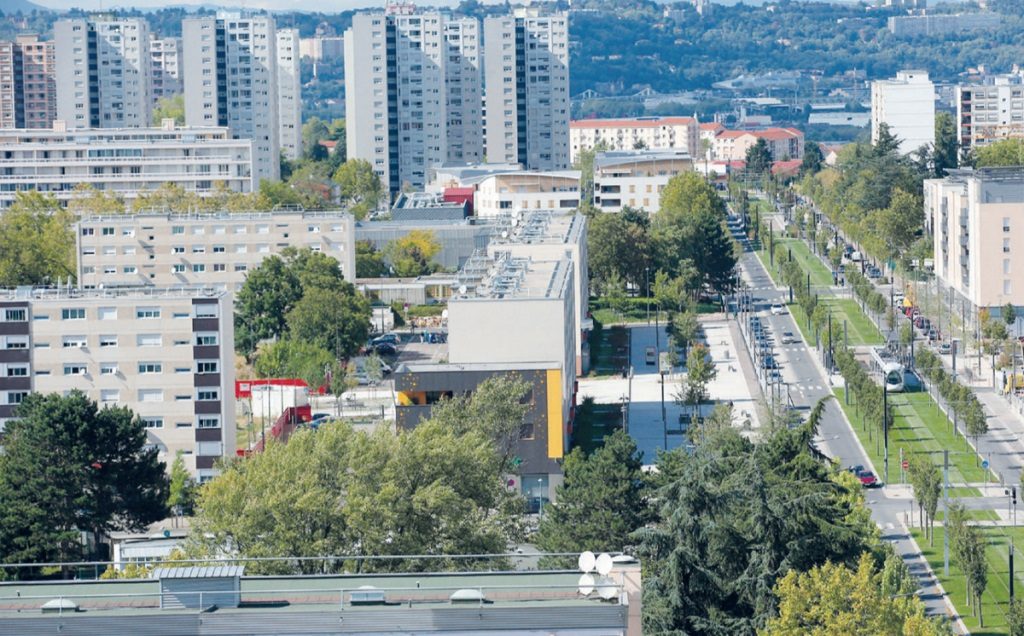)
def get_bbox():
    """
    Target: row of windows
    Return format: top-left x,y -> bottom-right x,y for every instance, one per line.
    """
53,360 -> 218,376
47,332 -> 218,349
10,305 -> 221,322
83,223 -> 343,237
